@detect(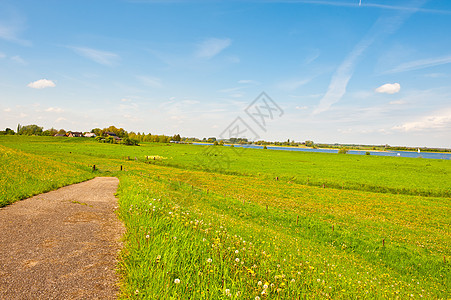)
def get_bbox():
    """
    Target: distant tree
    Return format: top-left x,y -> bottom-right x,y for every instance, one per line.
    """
0,128 -> 15,135
57,129 -> 66,135
91,128 -> 102,136
172,134 -> 181,141
121,137 -> 139,146
18,124 -> 43,135
305,140 -> 315,147
213,141 -> 219,146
